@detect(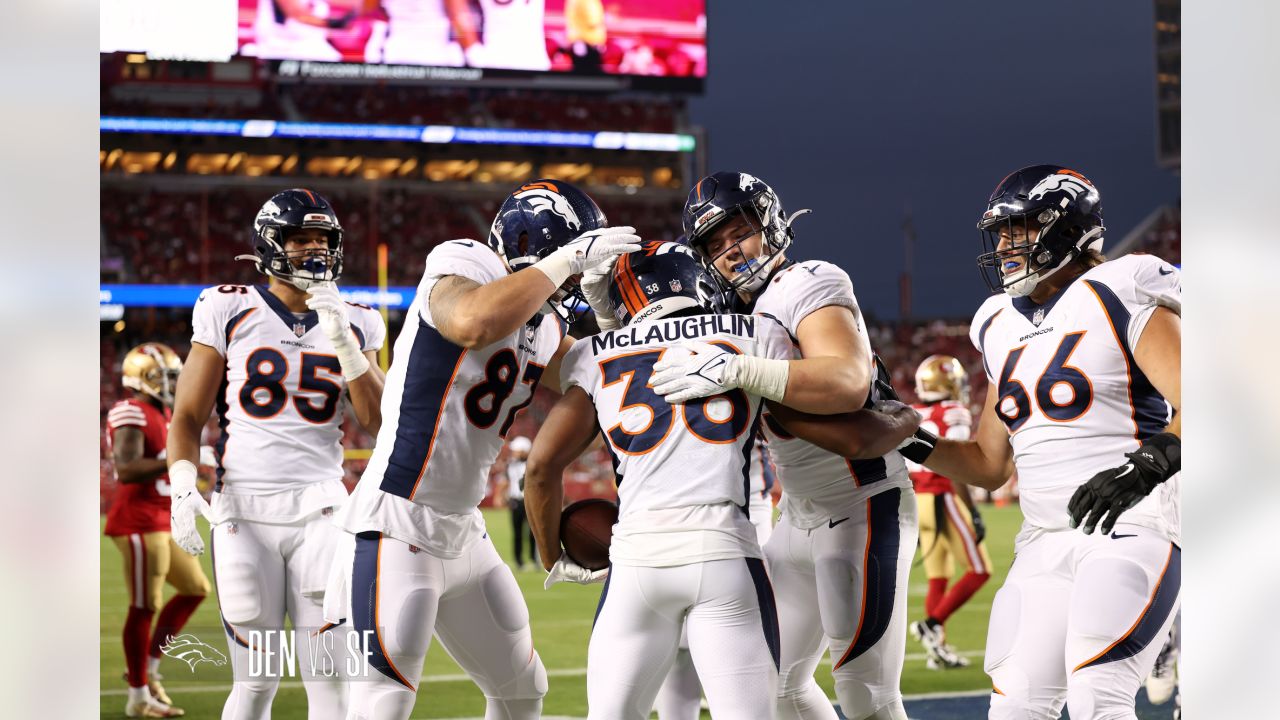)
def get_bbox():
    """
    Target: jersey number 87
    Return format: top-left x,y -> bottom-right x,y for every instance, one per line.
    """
600,344 -> 751,455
